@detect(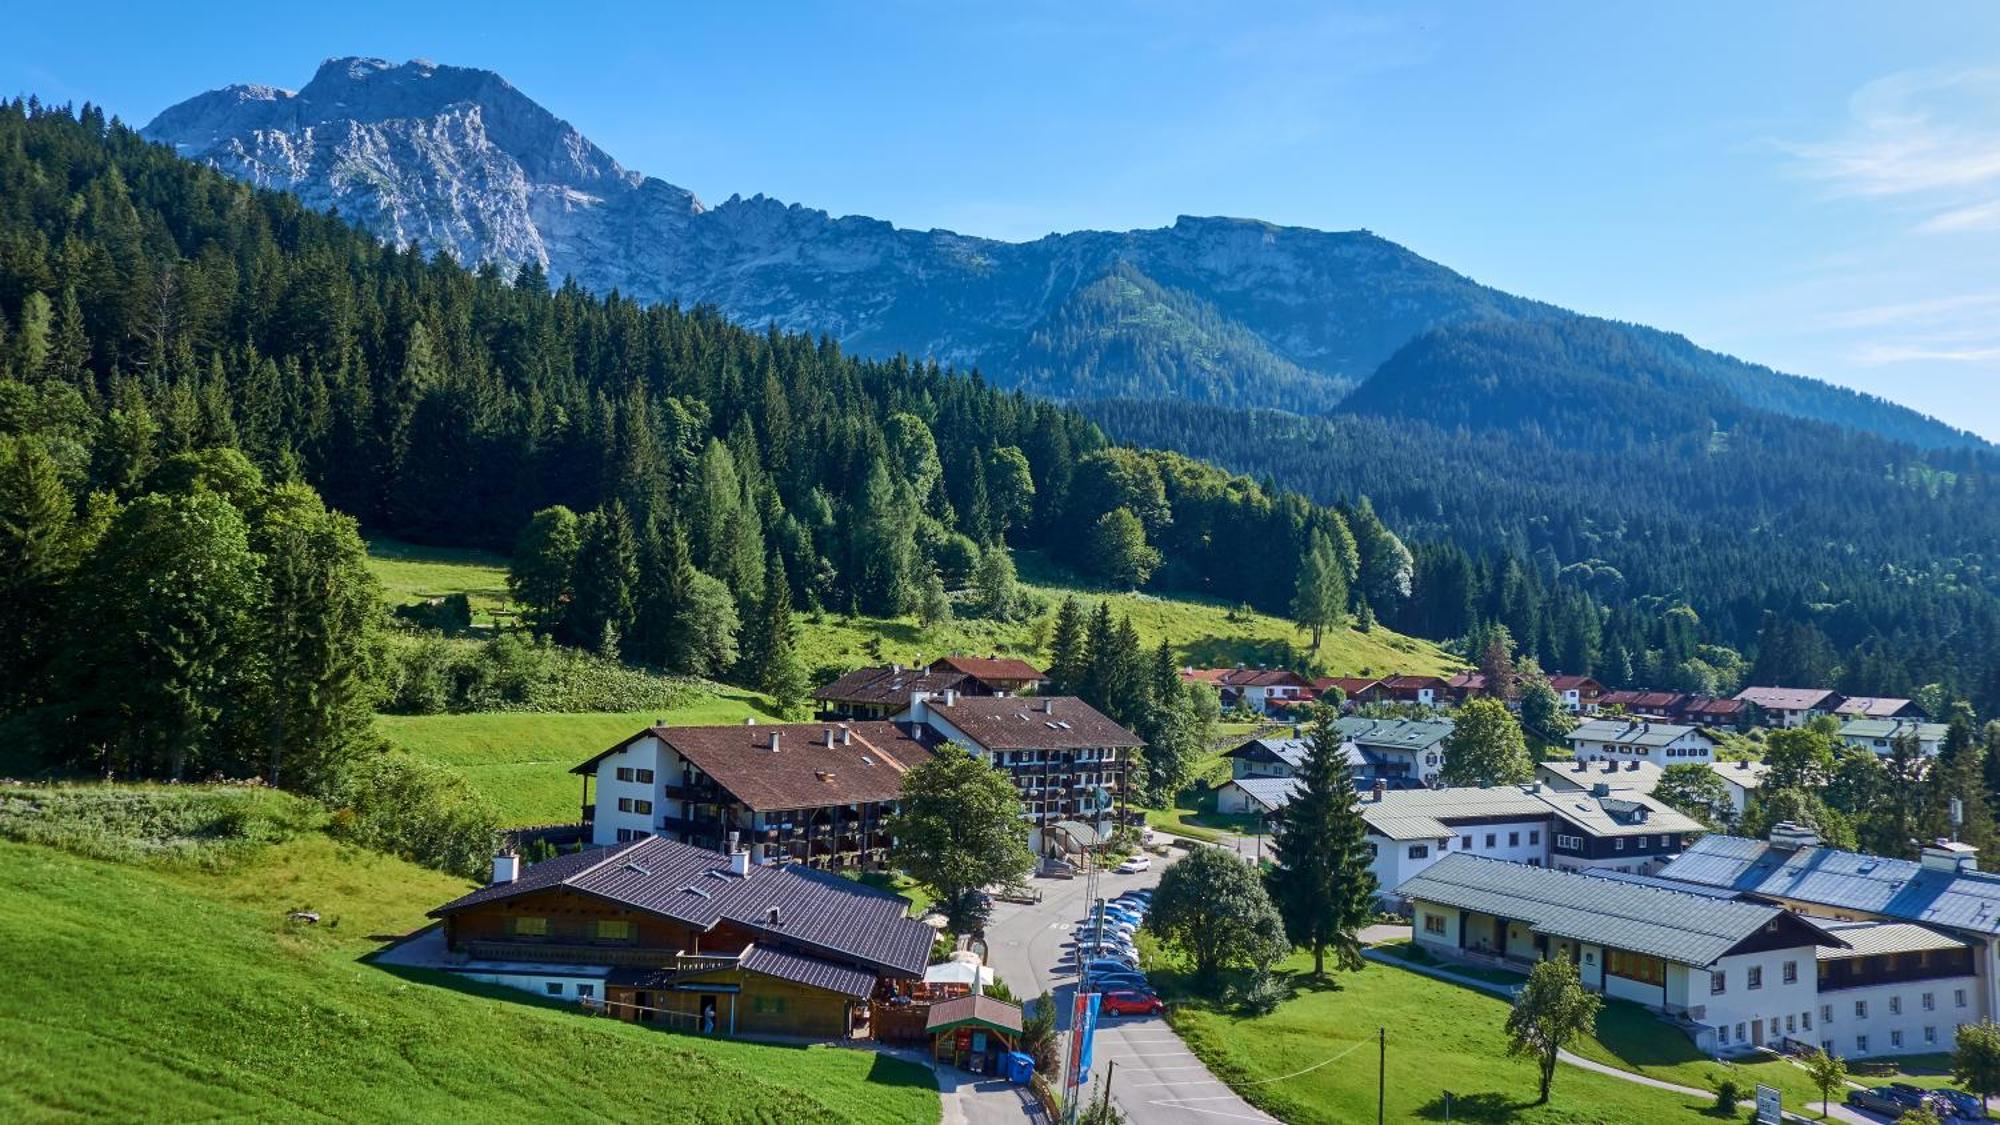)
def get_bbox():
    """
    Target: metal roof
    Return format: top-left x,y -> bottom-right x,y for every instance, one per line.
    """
925,994 -> 1024,1035
1359,783 -> 1703,841
1838,719 -> 1948,743
1333,716 -> 1455,752
739,944 -> 880,998
1710,760 -> 1770,790
1538,759 -> 1664,794
1815,921 -> 1971,961
1567,719 -> 1709,748
1578,868 -> 1747,899
1655,835 -> 2000,937
1400,853 -> 1841,966
1224,777 -> 1304,813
